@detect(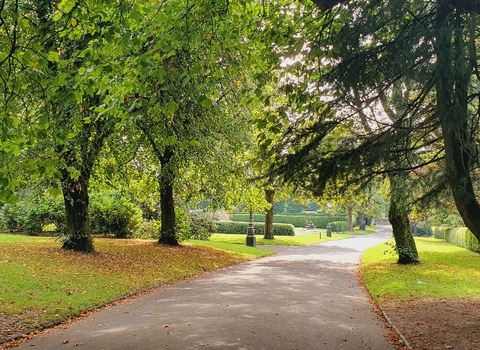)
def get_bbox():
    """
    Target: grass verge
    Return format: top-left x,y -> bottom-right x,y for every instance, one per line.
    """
0,233 -> 273,339
208,232 -> 351,246
361,237 -> 480,304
